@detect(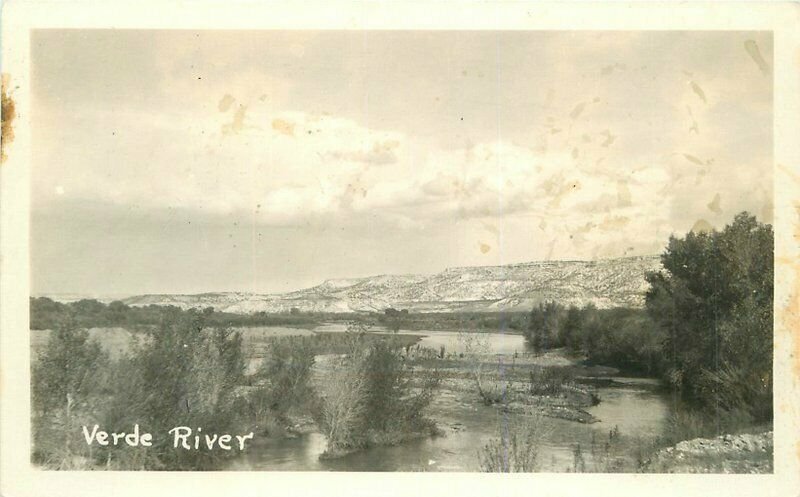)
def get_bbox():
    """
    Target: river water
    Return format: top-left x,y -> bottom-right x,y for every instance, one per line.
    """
229,327 -> 673,472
